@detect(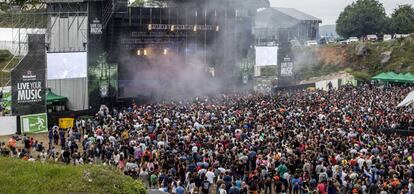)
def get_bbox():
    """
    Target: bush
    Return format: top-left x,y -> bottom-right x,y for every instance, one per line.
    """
349,70 -> 371,80
0,50 -> 12,61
